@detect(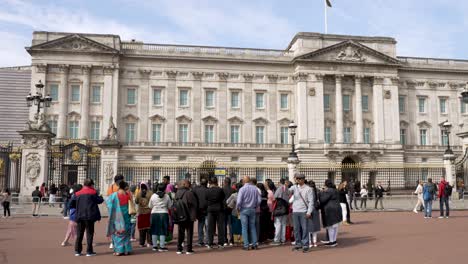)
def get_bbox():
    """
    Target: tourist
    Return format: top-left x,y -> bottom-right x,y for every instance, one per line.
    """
192,177 -> 209,246
265,180 -> 276,241
251,178 -> 261,241
348,180 -> 355,210
237,176 -> 261,250
1,188 -> 11,218
149,183 -> 172,252
338,182 -> 348,225
60,184 -> 71,218
319,179 -> 342,247
226,183 -> 243,246
438,176 -> 450,218
457,178 -> 465,199
40,183 -> 48,204
32,186 -> 42,217
129,185 -> 137,242
307,181 -> 321,248
374,182 -> 385,210
413,180 -> 424,213
223,177 -> 234,246
423,178 -> 436,218
353,180 -> 361,210
106,181 -> 133,256
257,183 -> 272,243
289,173 -> 314,253
107,174 -> 124,196
175,179 -> 198,255
206,176 -> 226,249
61,184 -> 82,246
135,182 -> 153,247
163,175 -> 175,194
49,183 -> 58,207
271,178 -> 290,246
71,178 -> 104,257
360,185 -> 368,209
